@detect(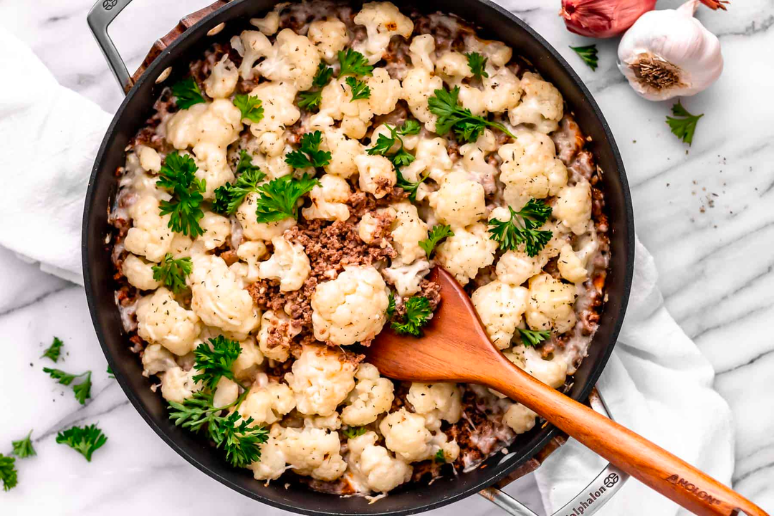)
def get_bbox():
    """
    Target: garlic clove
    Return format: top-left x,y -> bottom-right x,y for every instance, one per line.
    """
617,0 -> 723,101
